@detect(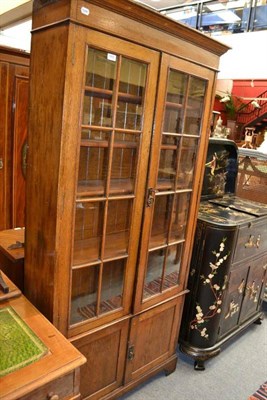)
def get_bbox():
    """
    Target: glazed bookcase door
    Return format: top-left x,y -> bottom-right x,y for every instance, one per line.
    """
69,32 -> 159,333
134,54 -> 214,312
